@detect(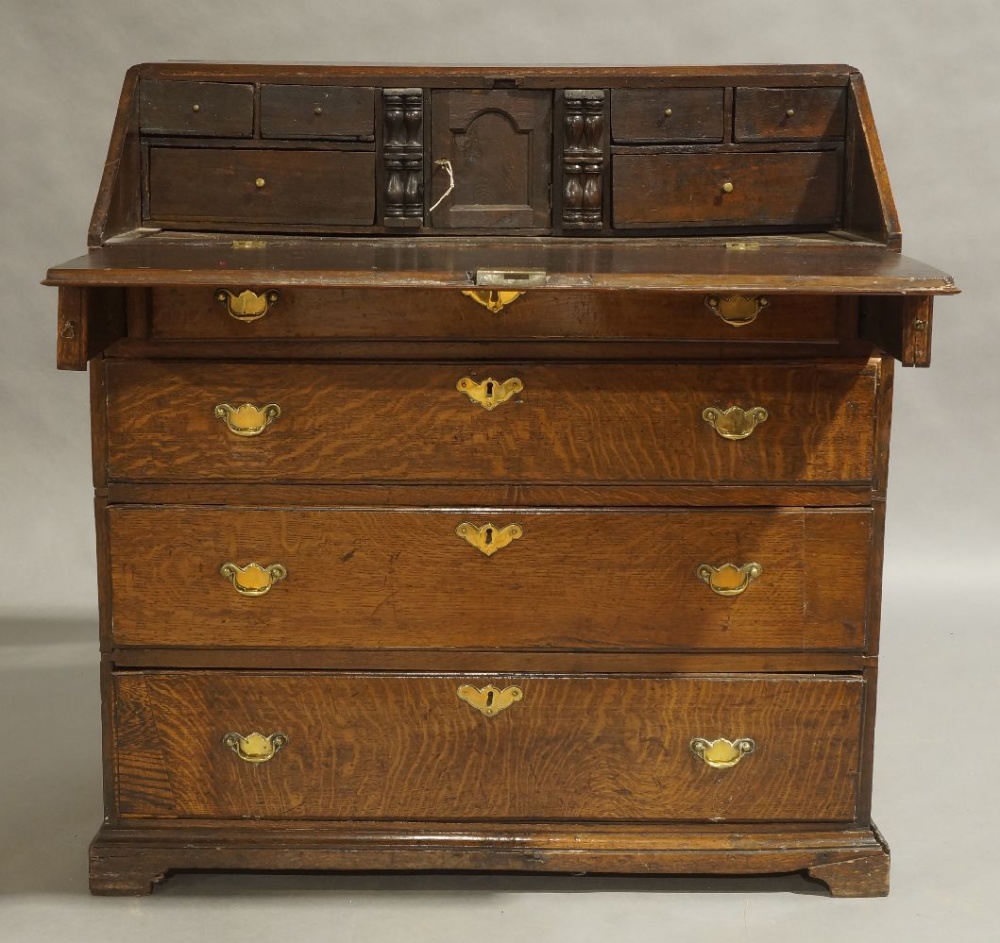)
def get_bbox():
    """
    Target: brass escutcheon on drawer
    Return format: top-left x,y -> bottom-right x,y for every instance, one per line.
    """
220,562 -> 288,596
455,522 -> 523,557
702,404 -> 768,440
214,402 -> 281,436
223,731 -> 288,763
690,737 -> 756,769
457,684 -> 523,717
215,288 -> 280,322
697,562 -> 763,597
456,376 -> 523,410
